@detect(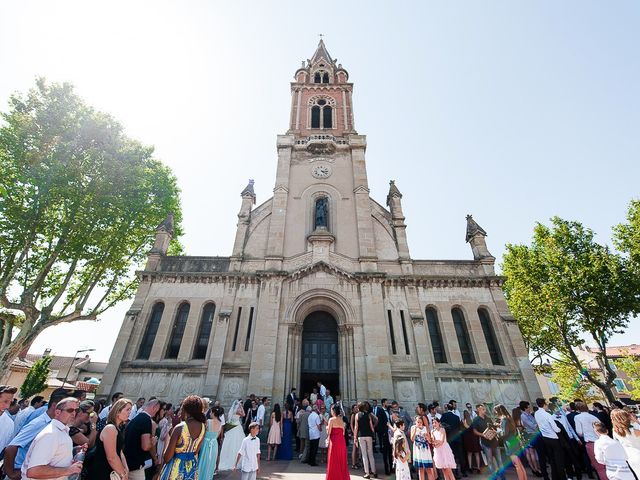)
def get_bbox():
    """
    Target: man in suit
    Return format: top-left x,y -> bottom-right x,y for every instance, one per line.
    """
286,388 -> 297,410
442,402 -> 465,478
375,398 -> 393,475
